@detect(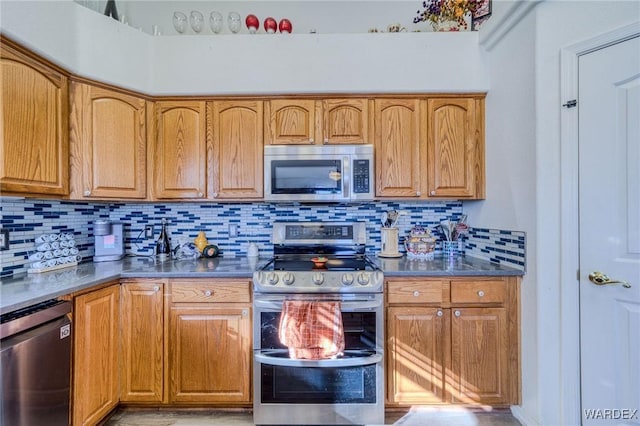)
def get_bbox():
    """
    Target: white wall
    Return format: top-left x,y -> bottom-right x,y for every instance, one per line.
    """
1,1 -> 489,95
470,1 -> 640,425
